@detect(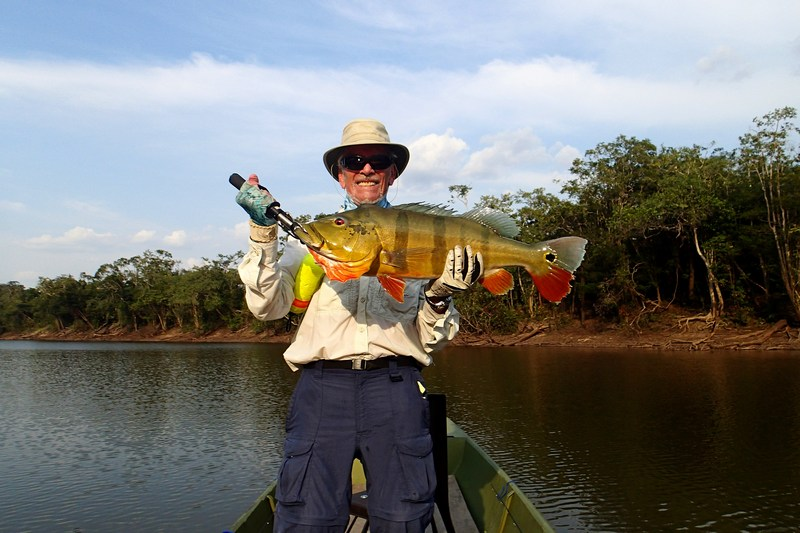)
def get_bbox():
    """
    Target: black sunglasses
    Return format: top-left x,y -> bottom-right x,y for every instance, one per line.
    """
339,154 -> 395,172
